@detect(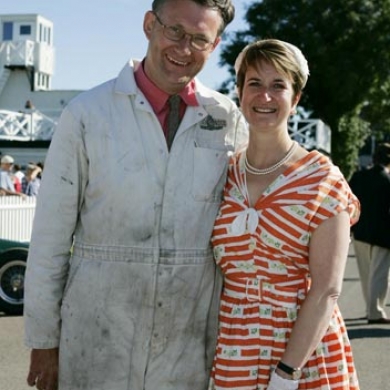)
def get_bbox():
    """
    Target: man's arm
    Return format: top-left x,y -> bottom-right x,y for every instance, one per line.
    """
27,348 -> 59,390
0,186 -> 25,196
